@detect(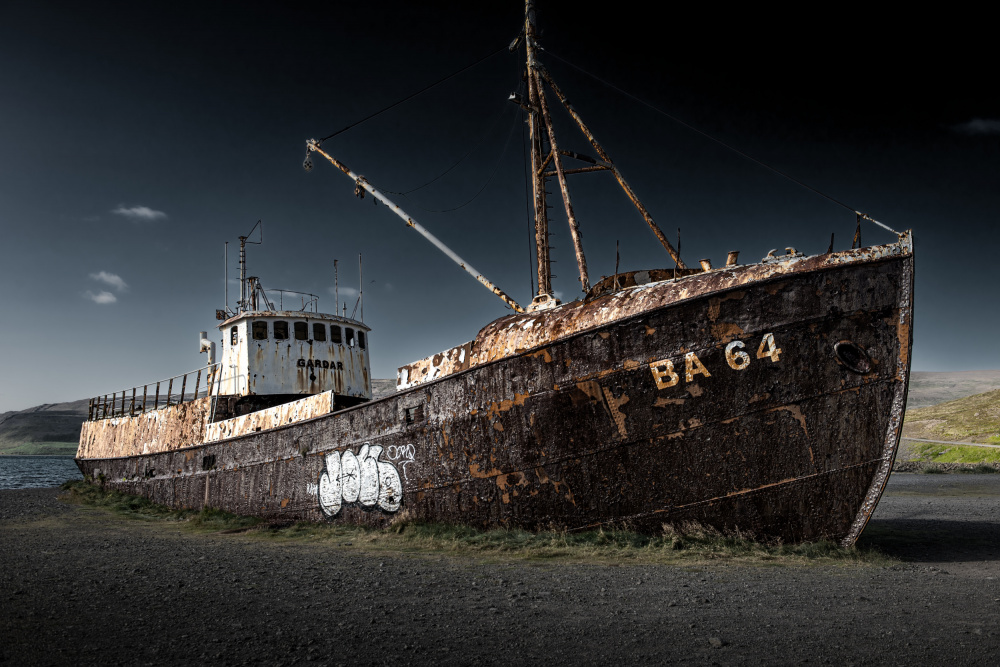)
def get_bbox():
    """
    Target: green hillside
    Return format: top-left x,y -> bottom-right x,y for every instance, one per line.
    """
0,399 -> 89,455
903,388 -> 1000,444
